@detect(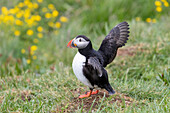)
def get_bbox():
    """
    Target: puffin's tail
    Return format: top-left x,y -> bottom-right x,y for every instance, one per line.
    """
104,83 -> 115,95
